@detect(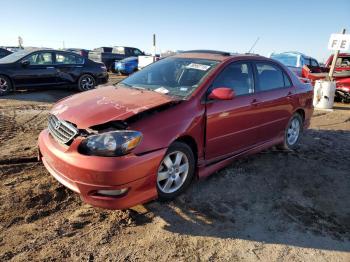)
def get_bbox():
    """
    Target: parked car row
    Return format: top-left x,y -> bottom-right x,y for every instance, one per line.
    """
0,49 -> 108,96
270,51 -> 350,103
269,52 -> 320,78
88,46 -> 144,72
